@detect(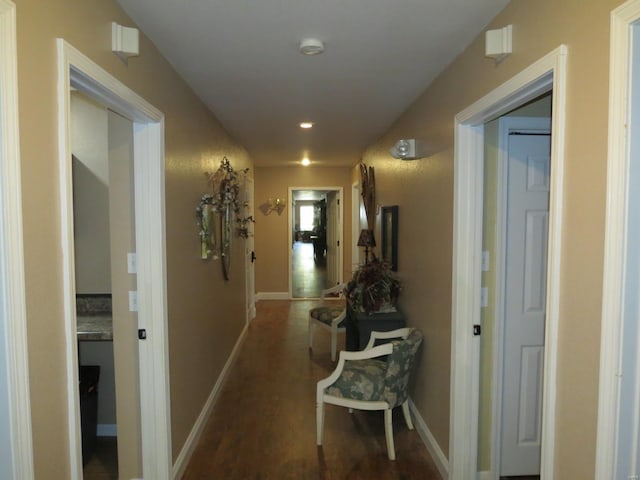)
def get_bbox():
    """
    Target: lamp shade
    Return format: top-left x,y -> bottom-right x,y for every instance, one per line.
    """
357,229 -> 376,248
